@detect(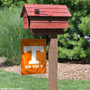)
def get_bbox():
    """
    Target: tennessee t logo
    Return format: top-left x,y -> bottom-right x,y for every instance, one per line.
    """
24,46 -> 44,64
